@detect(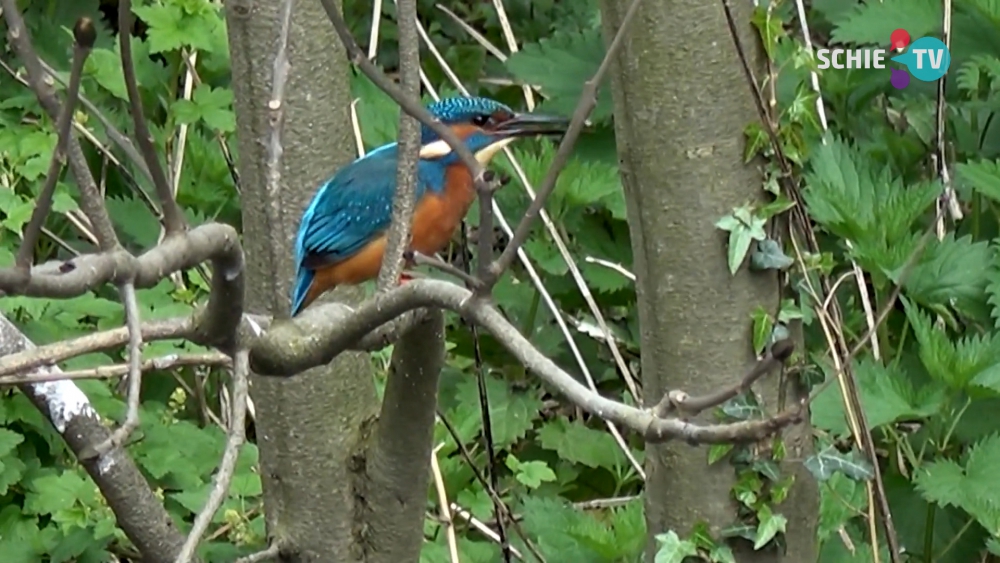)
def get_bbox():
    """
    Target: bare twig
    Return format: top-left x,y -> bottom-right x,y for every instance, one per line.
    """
79,283 -> 145,460
118,0 -> 187,236
16,18 -> 94,278
377,0 -> 420,291
934,0 -> 962,233
0,351 -> 229,386
482,0 -> 644,289
176,349 -> 250,563
653,338 -> 794,418
233,544 -> 281,563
